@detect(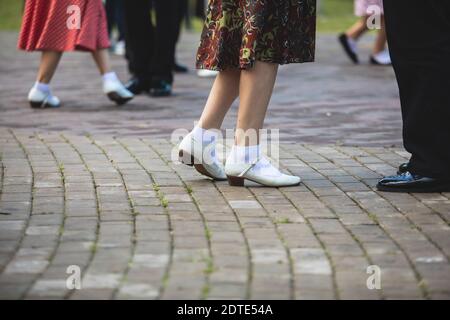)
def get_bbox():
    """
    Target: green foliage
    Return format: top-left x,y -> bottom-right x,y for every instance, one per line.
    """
0,0 -> 23,30
0,0 -> 357,33
317,0 -> 356,33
